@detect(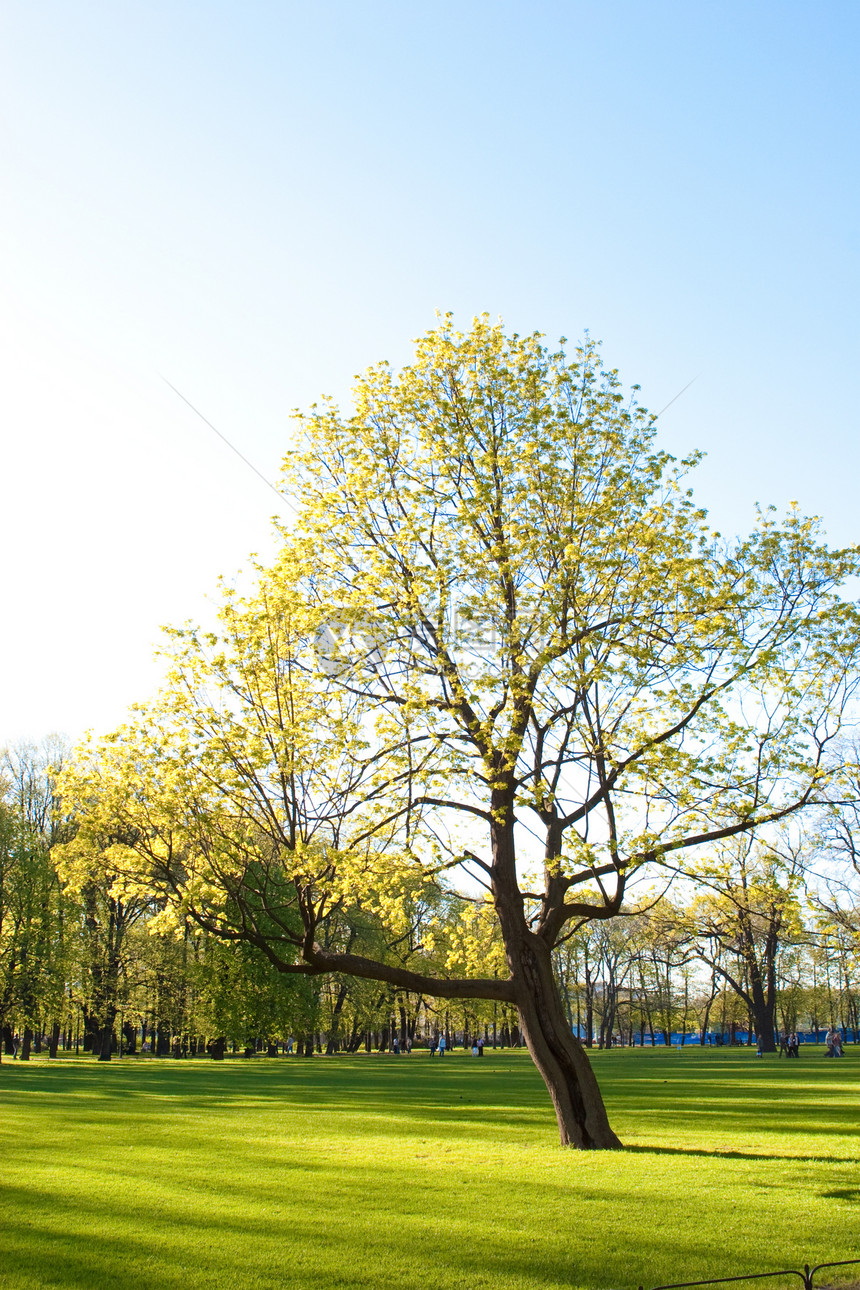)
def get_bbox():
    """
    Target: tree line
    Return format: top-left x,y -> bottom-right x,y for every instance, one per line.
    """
1,740 -> 525,1060
2,741 -> 857,1063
